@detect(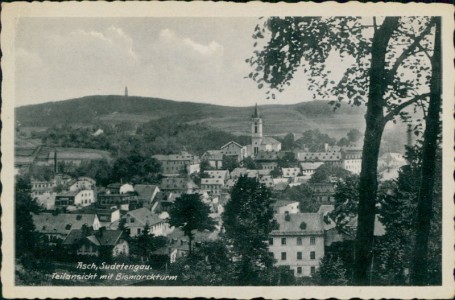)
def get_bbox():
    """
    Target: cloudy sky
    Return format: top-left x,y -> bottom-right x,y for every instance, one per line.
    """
15,17 -> 330,107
